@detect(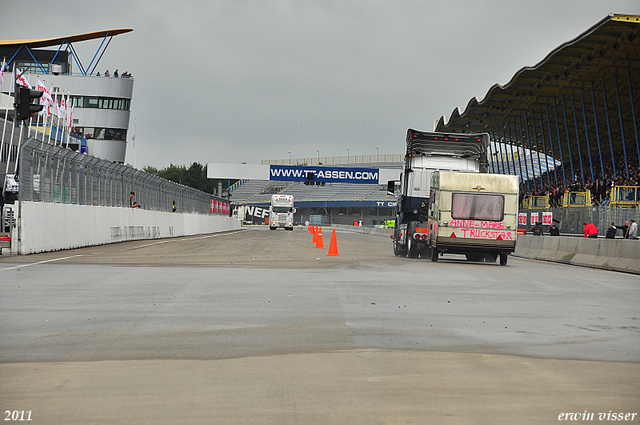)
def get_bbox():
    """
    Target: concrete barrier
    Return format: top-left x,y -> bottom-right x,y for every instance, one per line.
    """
332,225 -> 639,274
10,201 -> 241,255
514,235 -> 640,275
